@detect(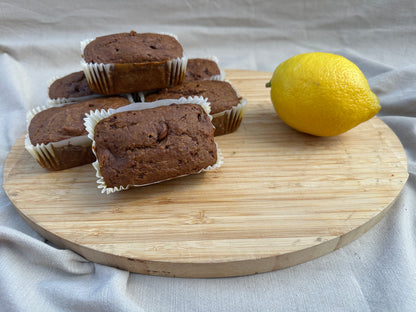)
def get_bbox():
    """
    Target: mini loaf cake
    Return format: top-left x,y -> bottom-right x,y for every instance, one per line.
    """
81,31 -> 187,95
145,80 -> 247,136
48,71 -> 100,105
84,98 -> 221,193
184,57 -> 224,82
26,96 -> 131,170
